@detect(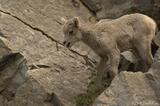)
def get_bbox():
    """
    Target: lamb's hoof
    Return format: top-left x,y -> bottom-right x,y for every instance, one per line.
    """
87,83 -> 102,94
145,72 -> 155,81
